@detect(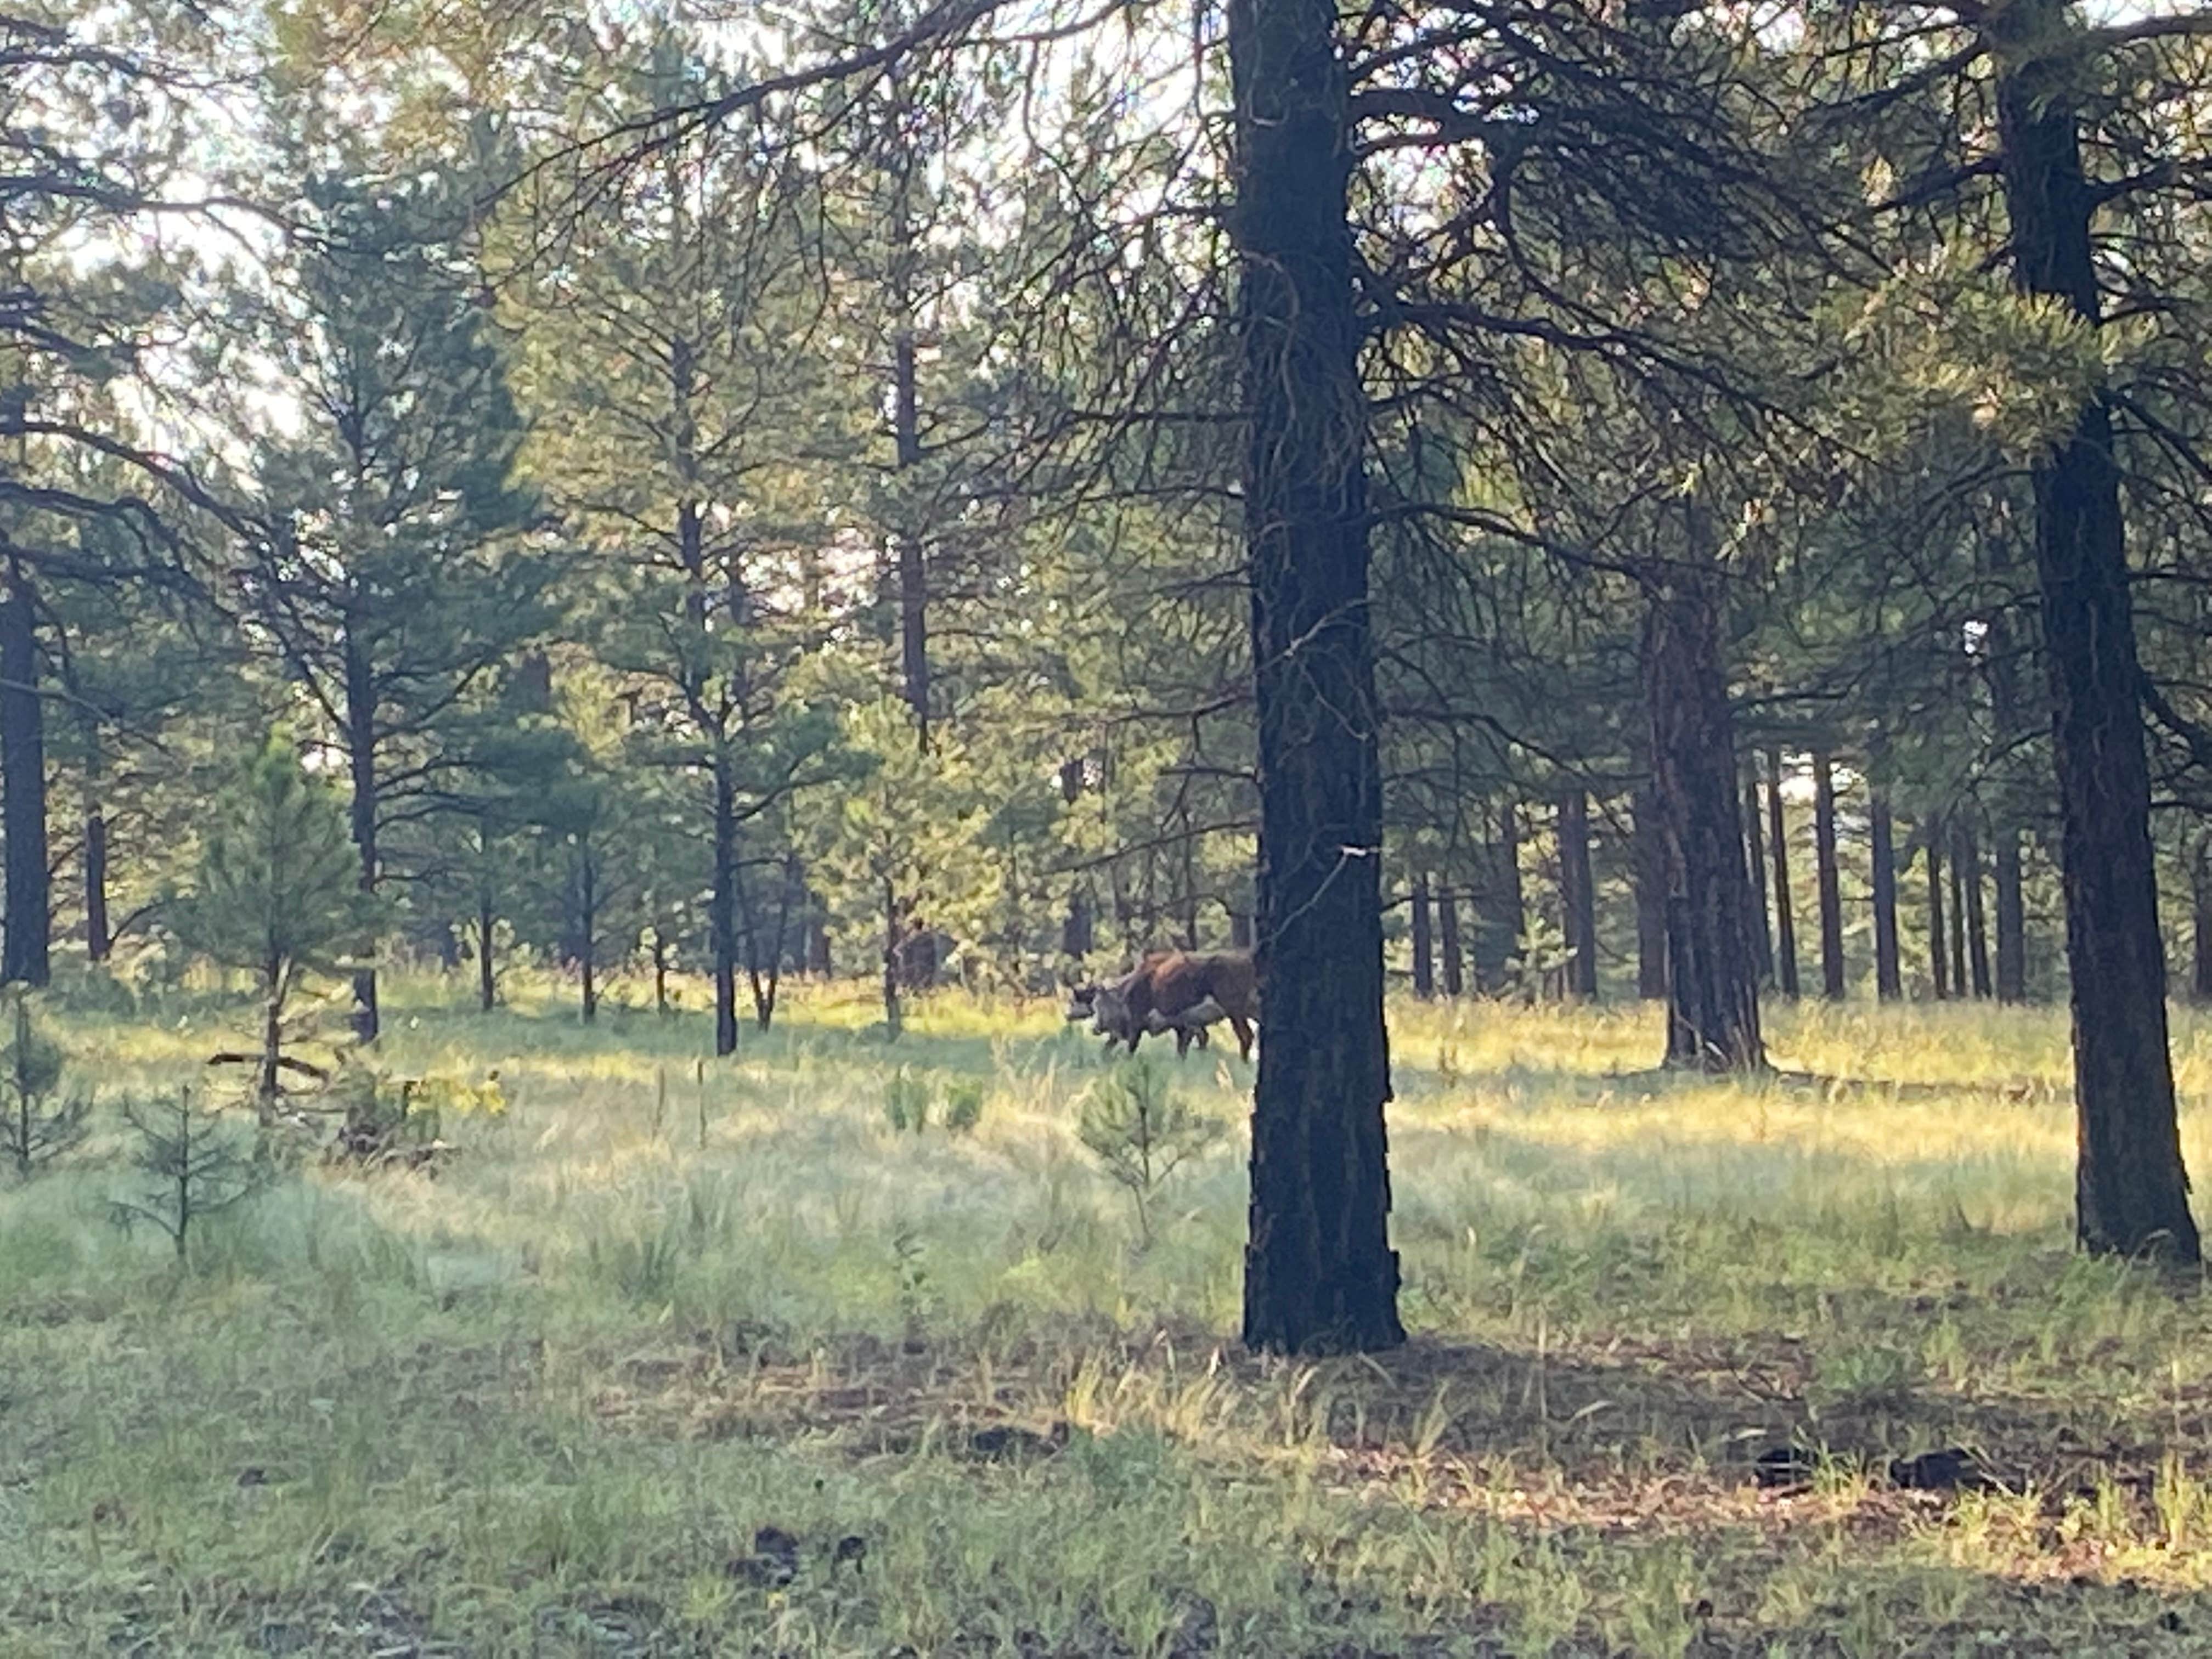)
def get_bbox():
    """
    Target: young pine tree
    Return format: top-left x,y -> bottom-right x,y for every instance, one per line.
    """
173,737 -> 379,1119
